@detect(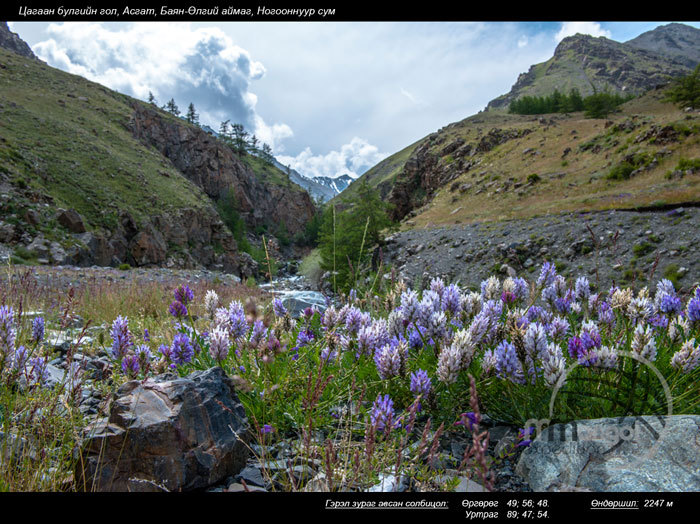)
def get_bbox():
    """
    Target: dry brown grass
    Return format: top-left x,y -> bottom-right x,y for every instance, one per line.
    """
400,93 -> 700,230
